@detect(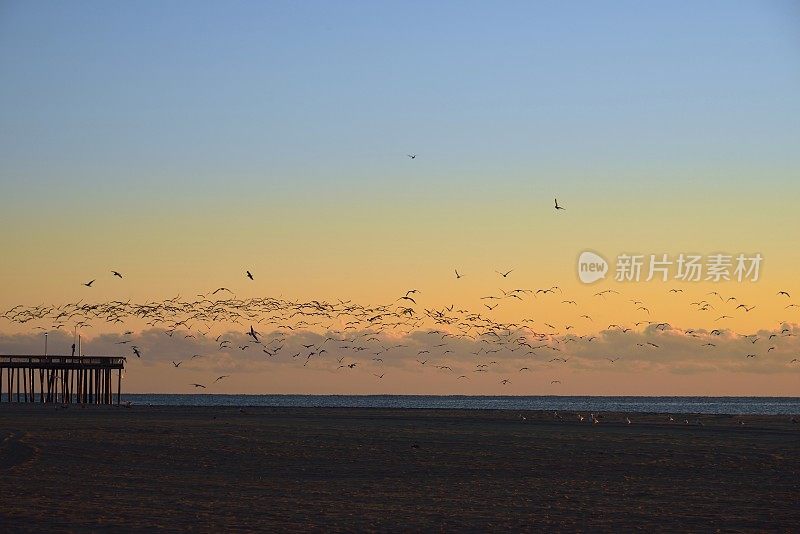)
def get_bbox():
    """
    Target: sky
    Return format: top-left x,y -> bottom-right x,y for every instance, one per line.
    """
0,1 -> 799,395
